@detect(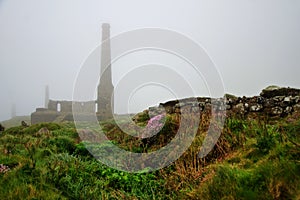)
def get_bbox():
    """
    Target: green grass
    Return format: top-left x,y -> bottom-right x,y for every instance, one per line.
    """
1,115 -> 31,128
0,113 -> 299,199
0,122 -> 171,199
